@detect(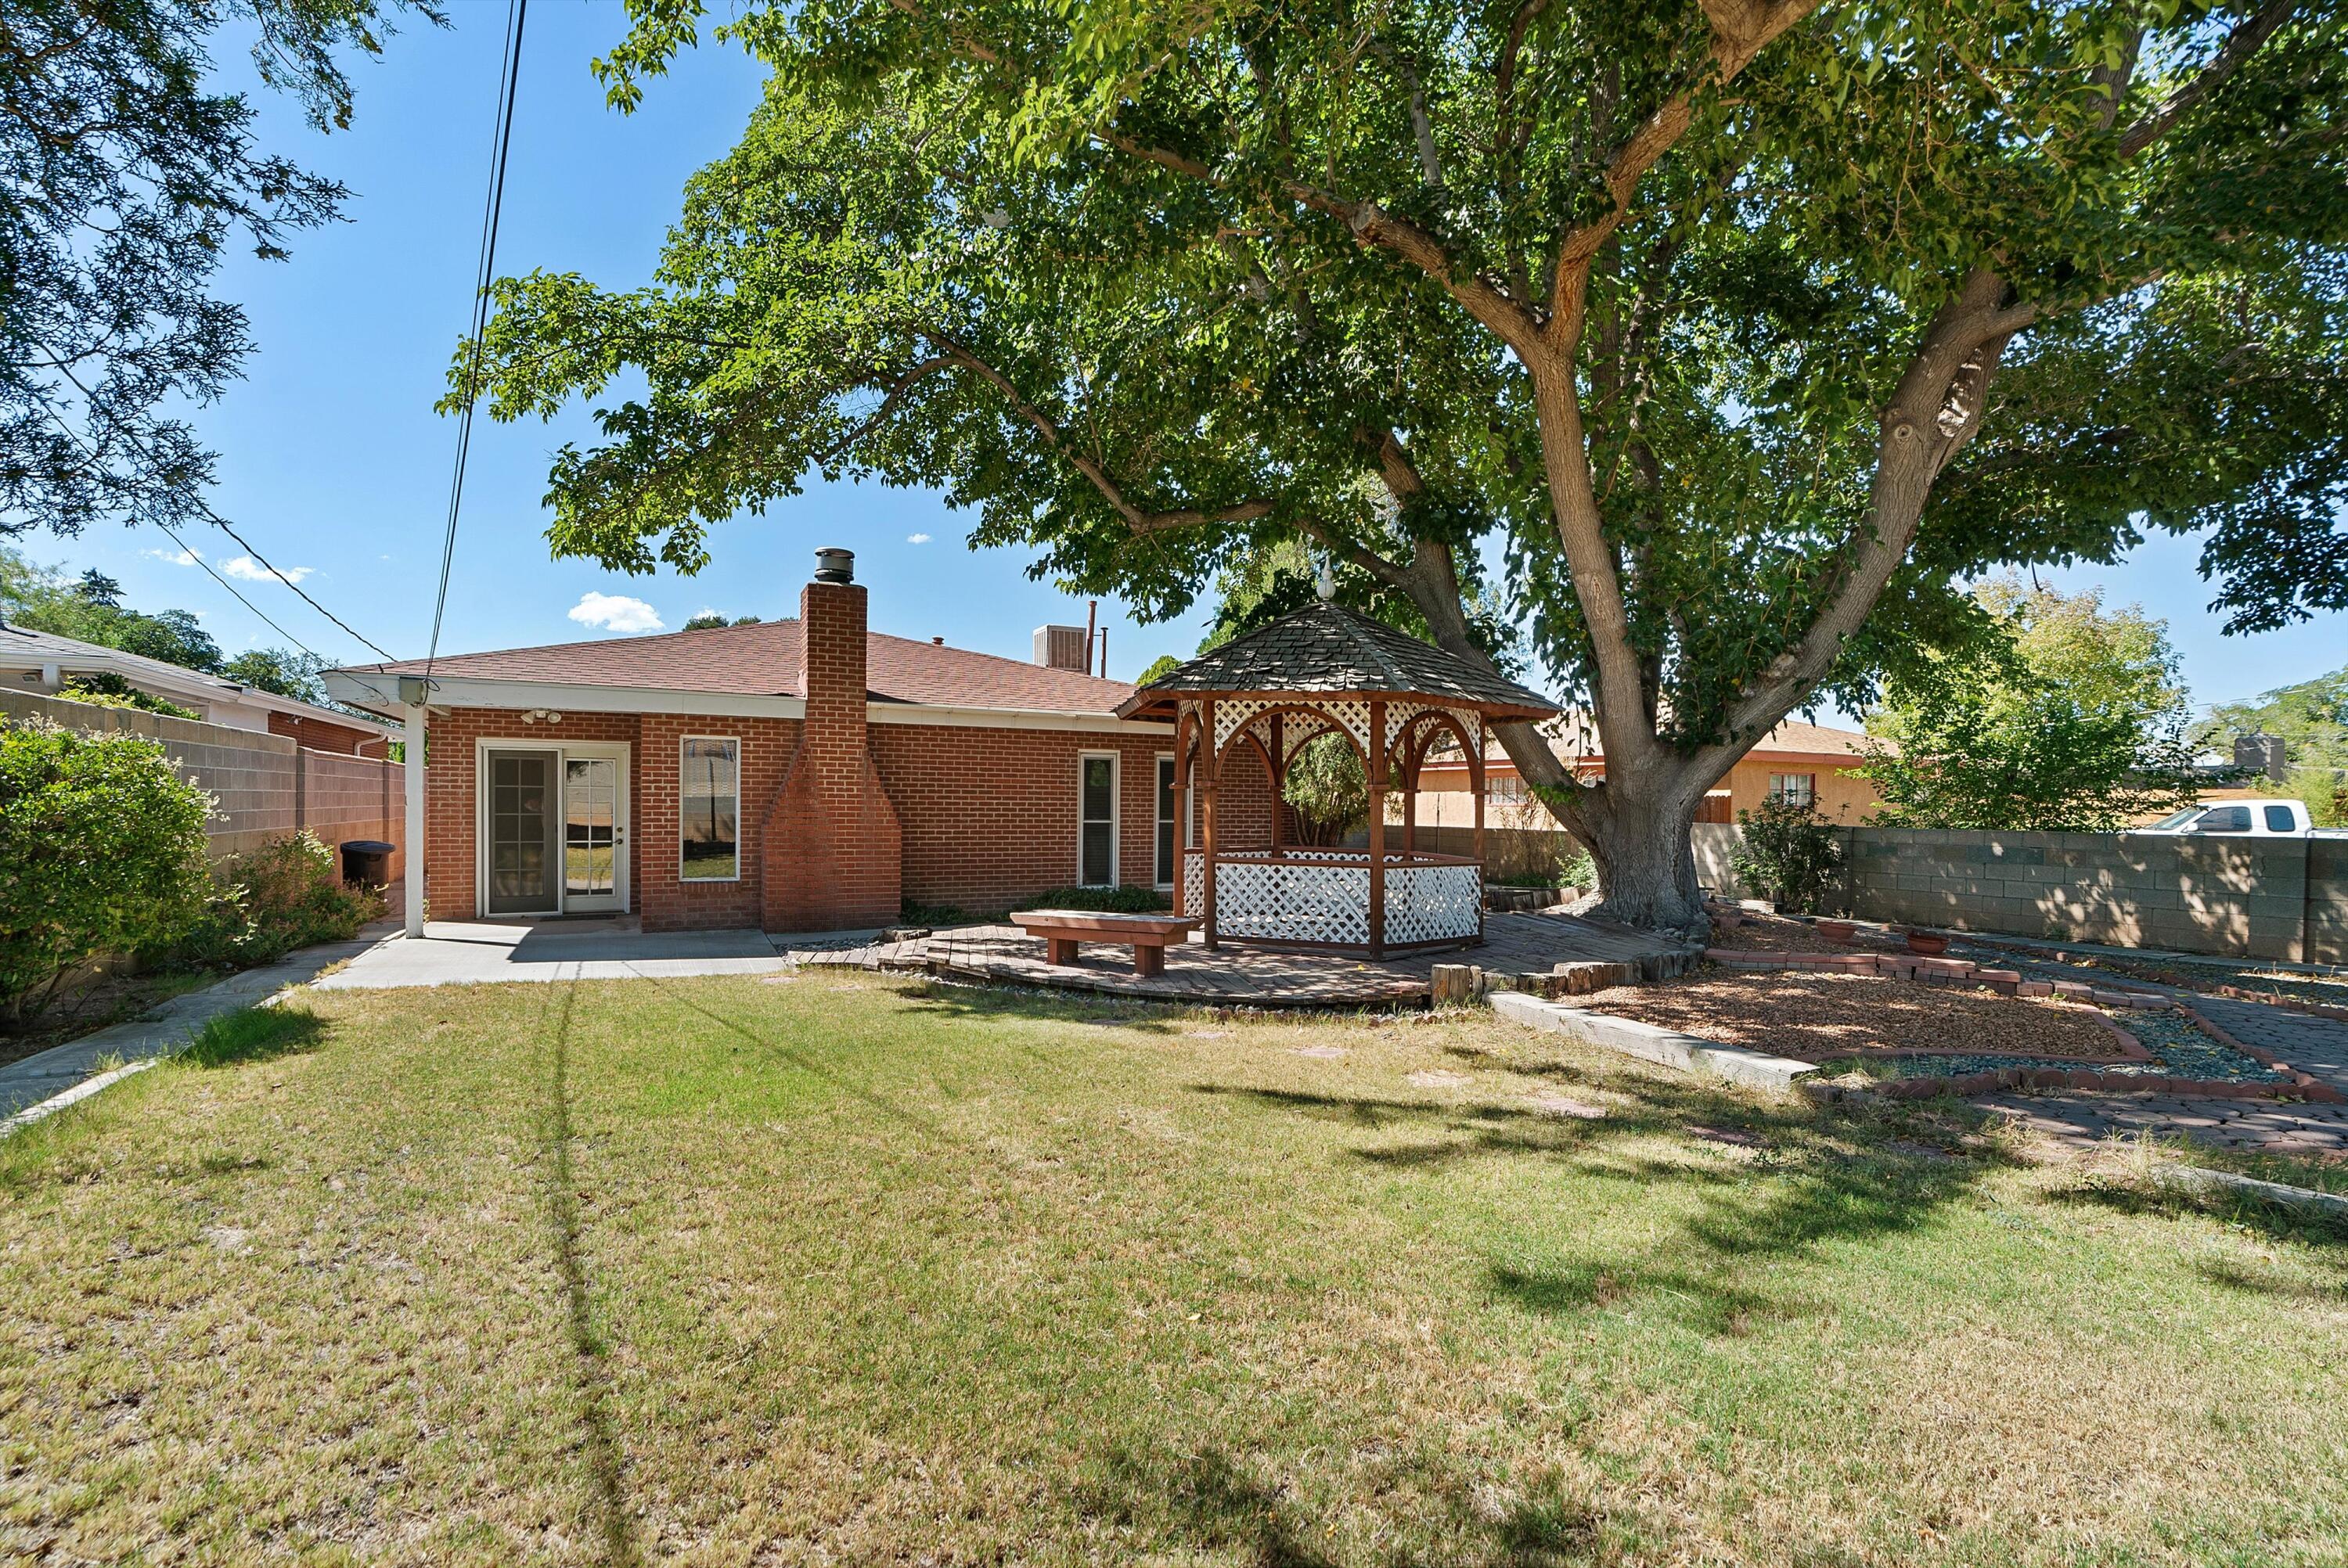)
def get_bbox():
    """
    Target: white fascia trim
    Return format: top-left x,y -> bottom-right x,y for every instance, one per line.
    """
27,649 -> 398,735
323,671 -> 807,722
322,673 -> 1172,735
867,703 -> 1169,736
